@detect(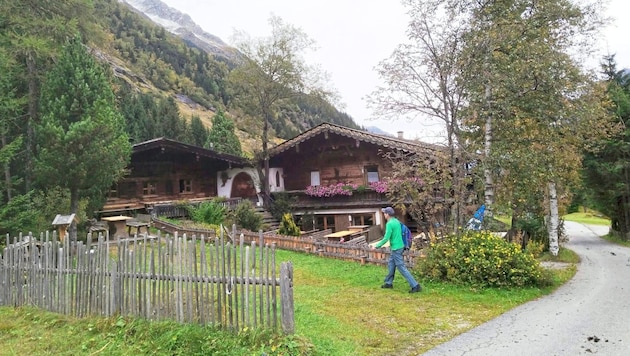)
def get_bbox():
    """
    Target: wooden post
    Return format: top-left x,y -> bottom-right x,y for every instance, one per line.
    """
280,262 -> 294,334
